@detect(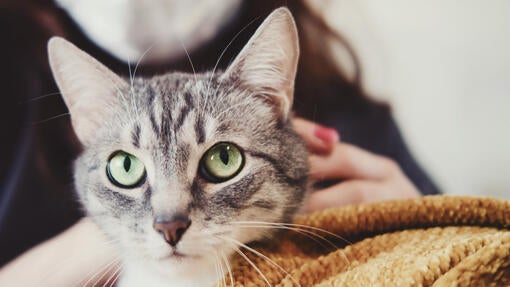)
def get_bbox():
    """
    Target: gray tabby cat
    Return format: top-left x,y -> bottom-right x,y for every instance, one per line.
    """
48,8 -> 307,287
